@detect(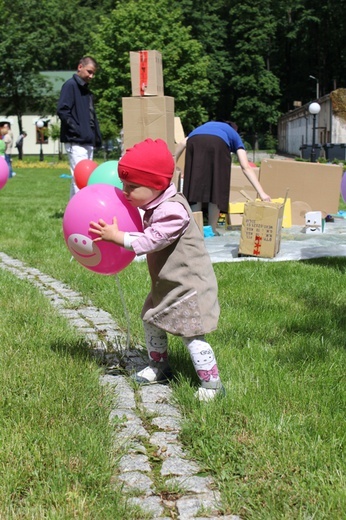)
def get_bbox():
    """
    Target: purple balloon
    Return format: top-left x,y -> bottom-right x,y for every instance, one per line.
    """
341,171 -> 346,203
